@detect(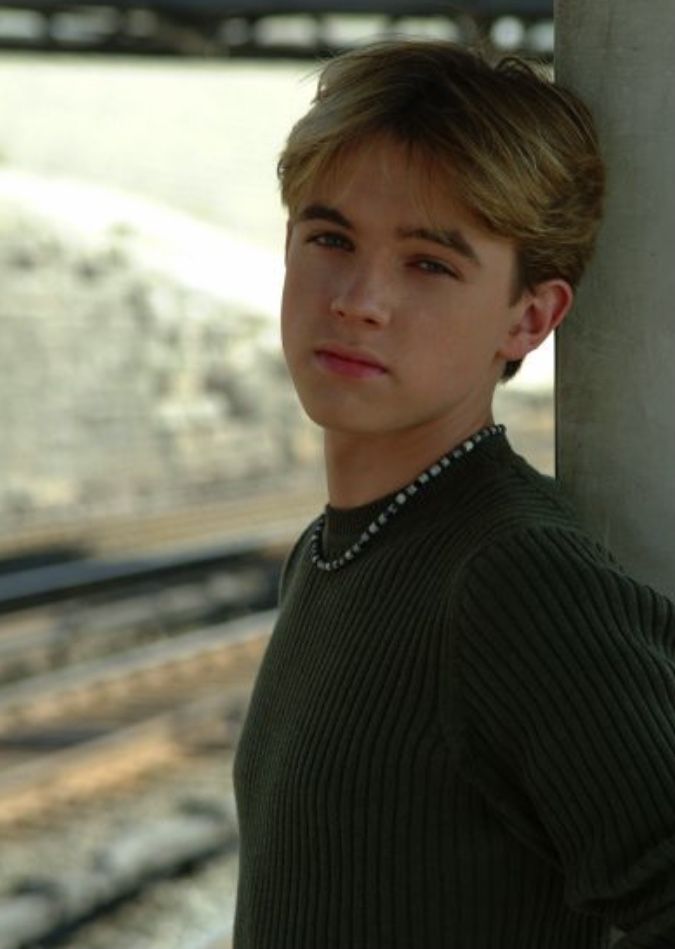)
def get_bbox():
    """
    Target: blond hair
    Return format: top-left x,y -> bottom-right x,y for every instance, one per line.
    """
278,40 -> 605,380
